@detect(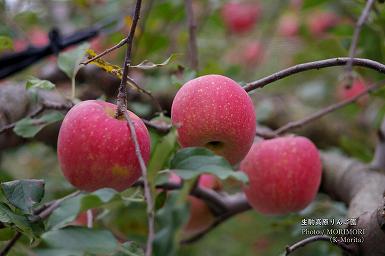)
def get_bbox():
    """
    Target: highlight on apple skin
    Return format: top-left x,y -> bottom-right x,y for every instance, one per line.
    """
240,136 -> 322,215
171,74 -> 257,165
57,100 -> 151,192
